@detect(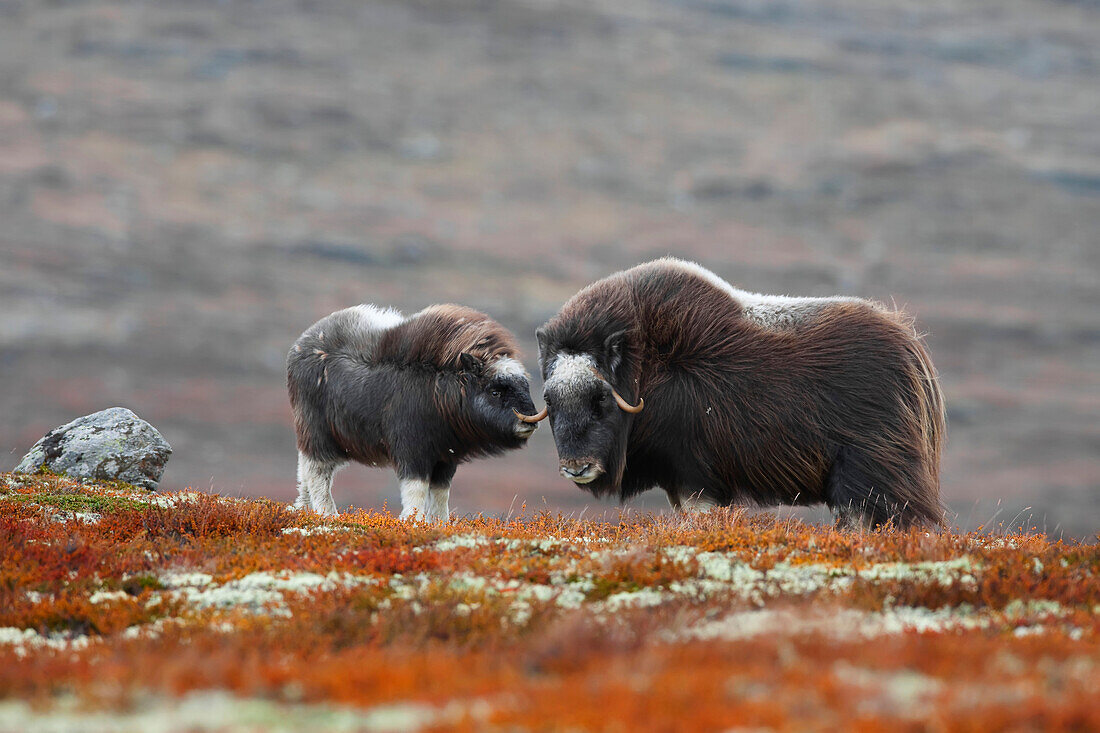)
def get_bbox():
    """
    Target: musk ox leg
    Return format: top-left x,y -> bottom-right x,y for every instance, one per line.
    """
426,488 -> 449,521
398,477 -> 431,520
296,452 -> 341,516
680,491 -> 718,514
426,463 -> 458,522
825,446 -> 895,530
665,488 -> 718,515
293,460 -> 311,511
